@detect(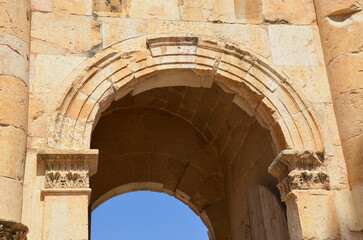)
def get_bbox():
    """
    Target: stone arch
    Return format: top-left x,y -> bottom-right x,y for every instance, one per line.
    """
91,182 -> 216,239
89,100 -> 231,239
49,34 -> 324,154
